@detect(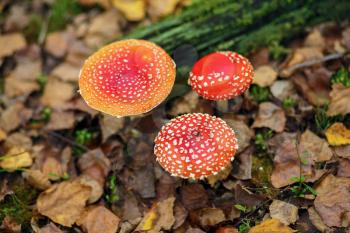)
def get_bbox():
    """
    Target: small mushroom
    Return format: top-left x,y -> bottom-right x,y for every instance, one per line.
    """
154,113 -> 238,179
189,51 -> 254,100
79,39 -> 176,117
